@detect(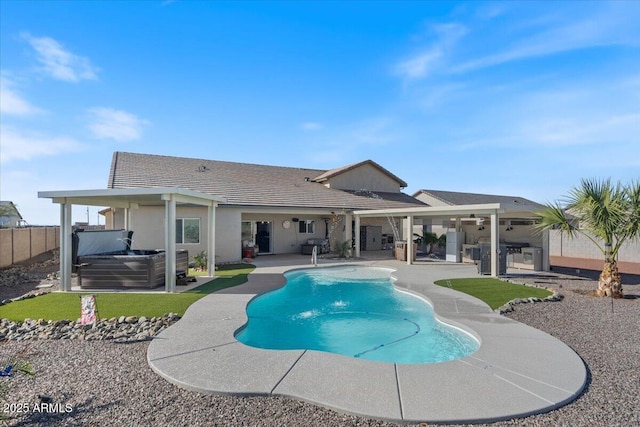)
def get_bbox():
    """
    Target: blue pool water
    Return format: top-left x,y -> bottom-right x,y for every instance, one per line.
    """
235,266 -> 479,364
